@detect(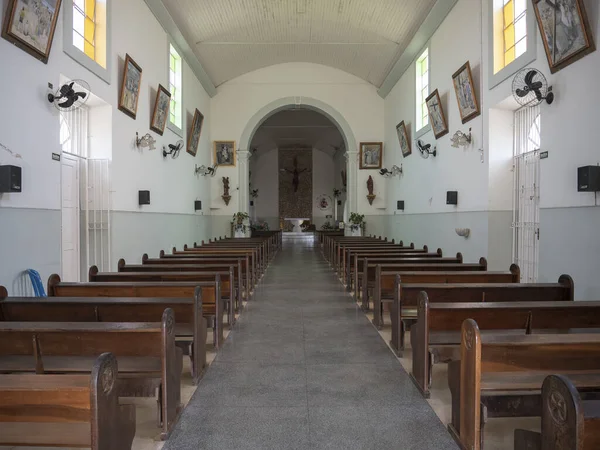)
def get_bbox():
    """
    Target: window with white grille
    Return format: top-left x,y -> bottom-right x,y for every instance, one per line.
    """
512,104 -> 541,282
